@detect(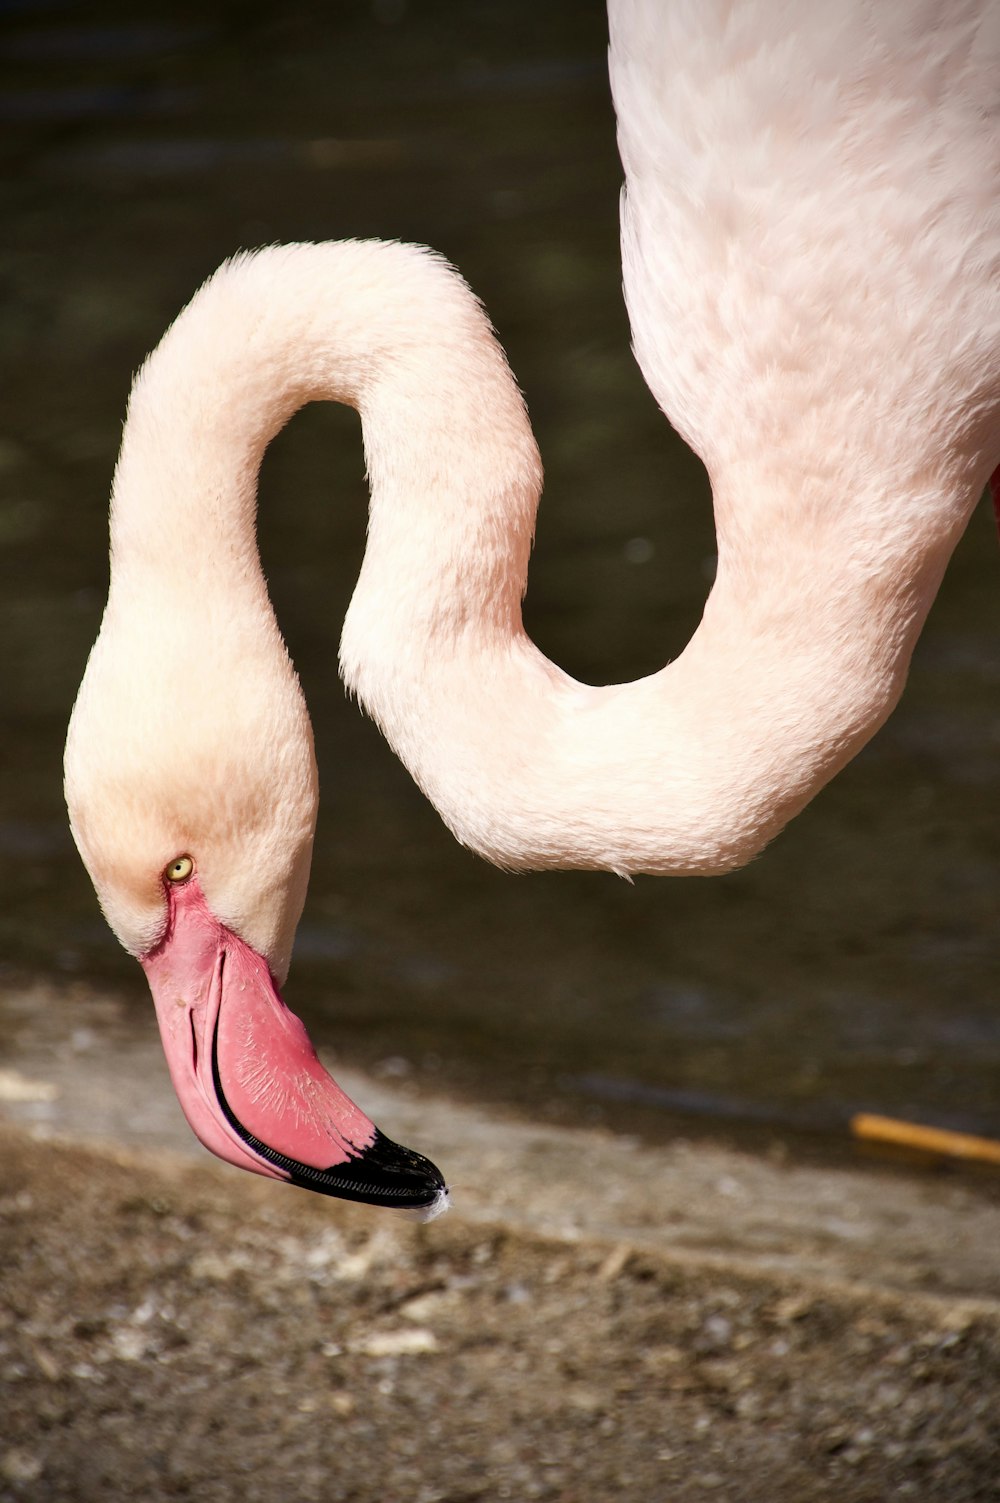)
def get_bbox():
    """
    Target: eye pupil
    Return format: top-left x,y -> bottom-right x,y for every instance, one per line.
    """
166,855 -> 194,884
